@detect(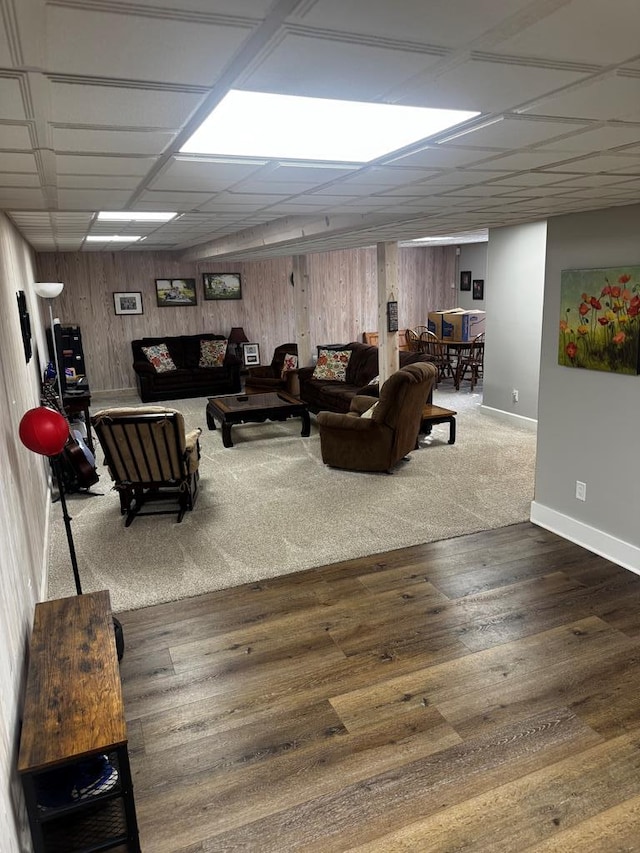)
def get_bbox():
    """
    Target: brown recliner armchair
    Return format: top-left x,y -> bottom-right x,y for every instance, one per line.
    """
244,343 -> 299,392
91,406 -> 201,526
316,362 -> 437,473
